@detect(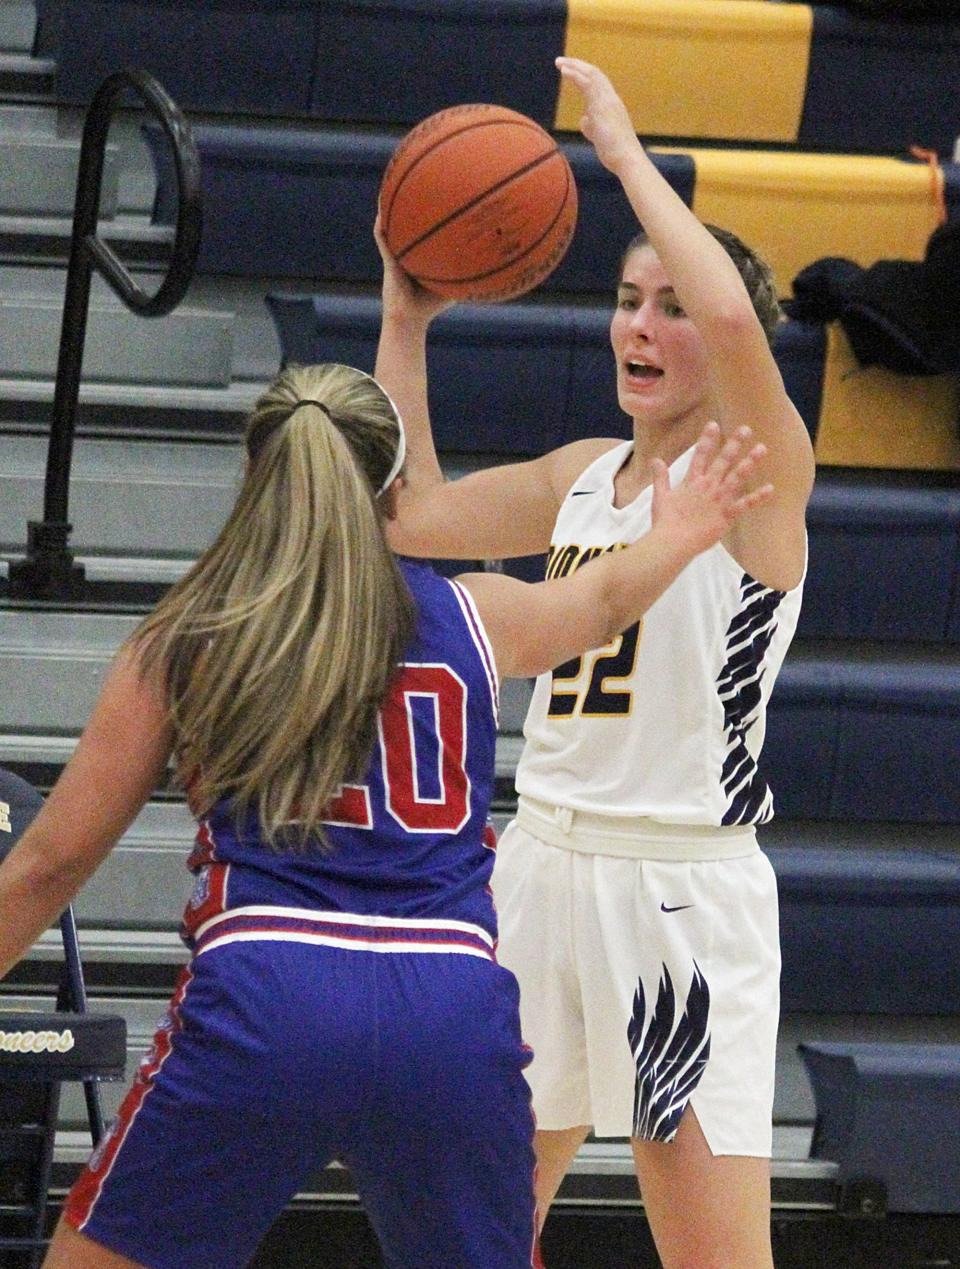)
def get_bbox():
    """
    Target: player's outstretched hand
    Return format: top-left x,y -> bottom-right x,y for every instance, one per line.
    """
651,421 -> 773,556
374,211 -> 453,327
555,56 -> 640,176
